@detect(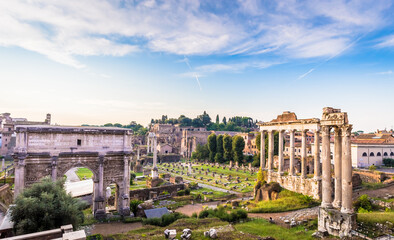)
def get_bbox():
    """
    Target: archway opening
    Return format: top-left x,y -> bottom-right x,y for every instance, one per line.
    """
63,167 -> 94,209
105,183 -> 119,214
